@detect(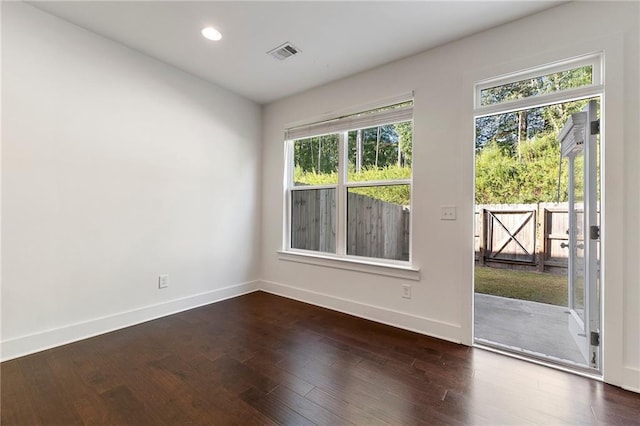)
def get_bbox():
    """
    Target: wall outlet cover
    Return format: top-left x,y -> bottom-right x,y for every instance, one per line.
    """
402,284 -> 412,299
158,274 -> 169,289
440,205 -> 457,220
